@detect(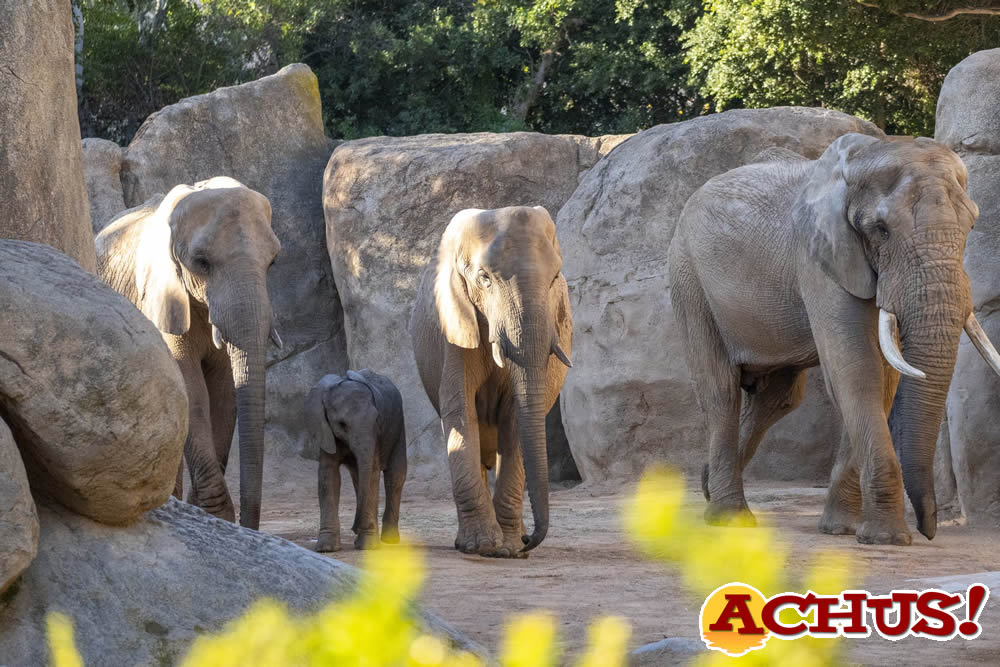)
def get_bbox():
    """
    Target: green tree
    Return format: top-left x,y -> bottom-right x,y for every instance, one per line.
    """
683,0 -> 1000,136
